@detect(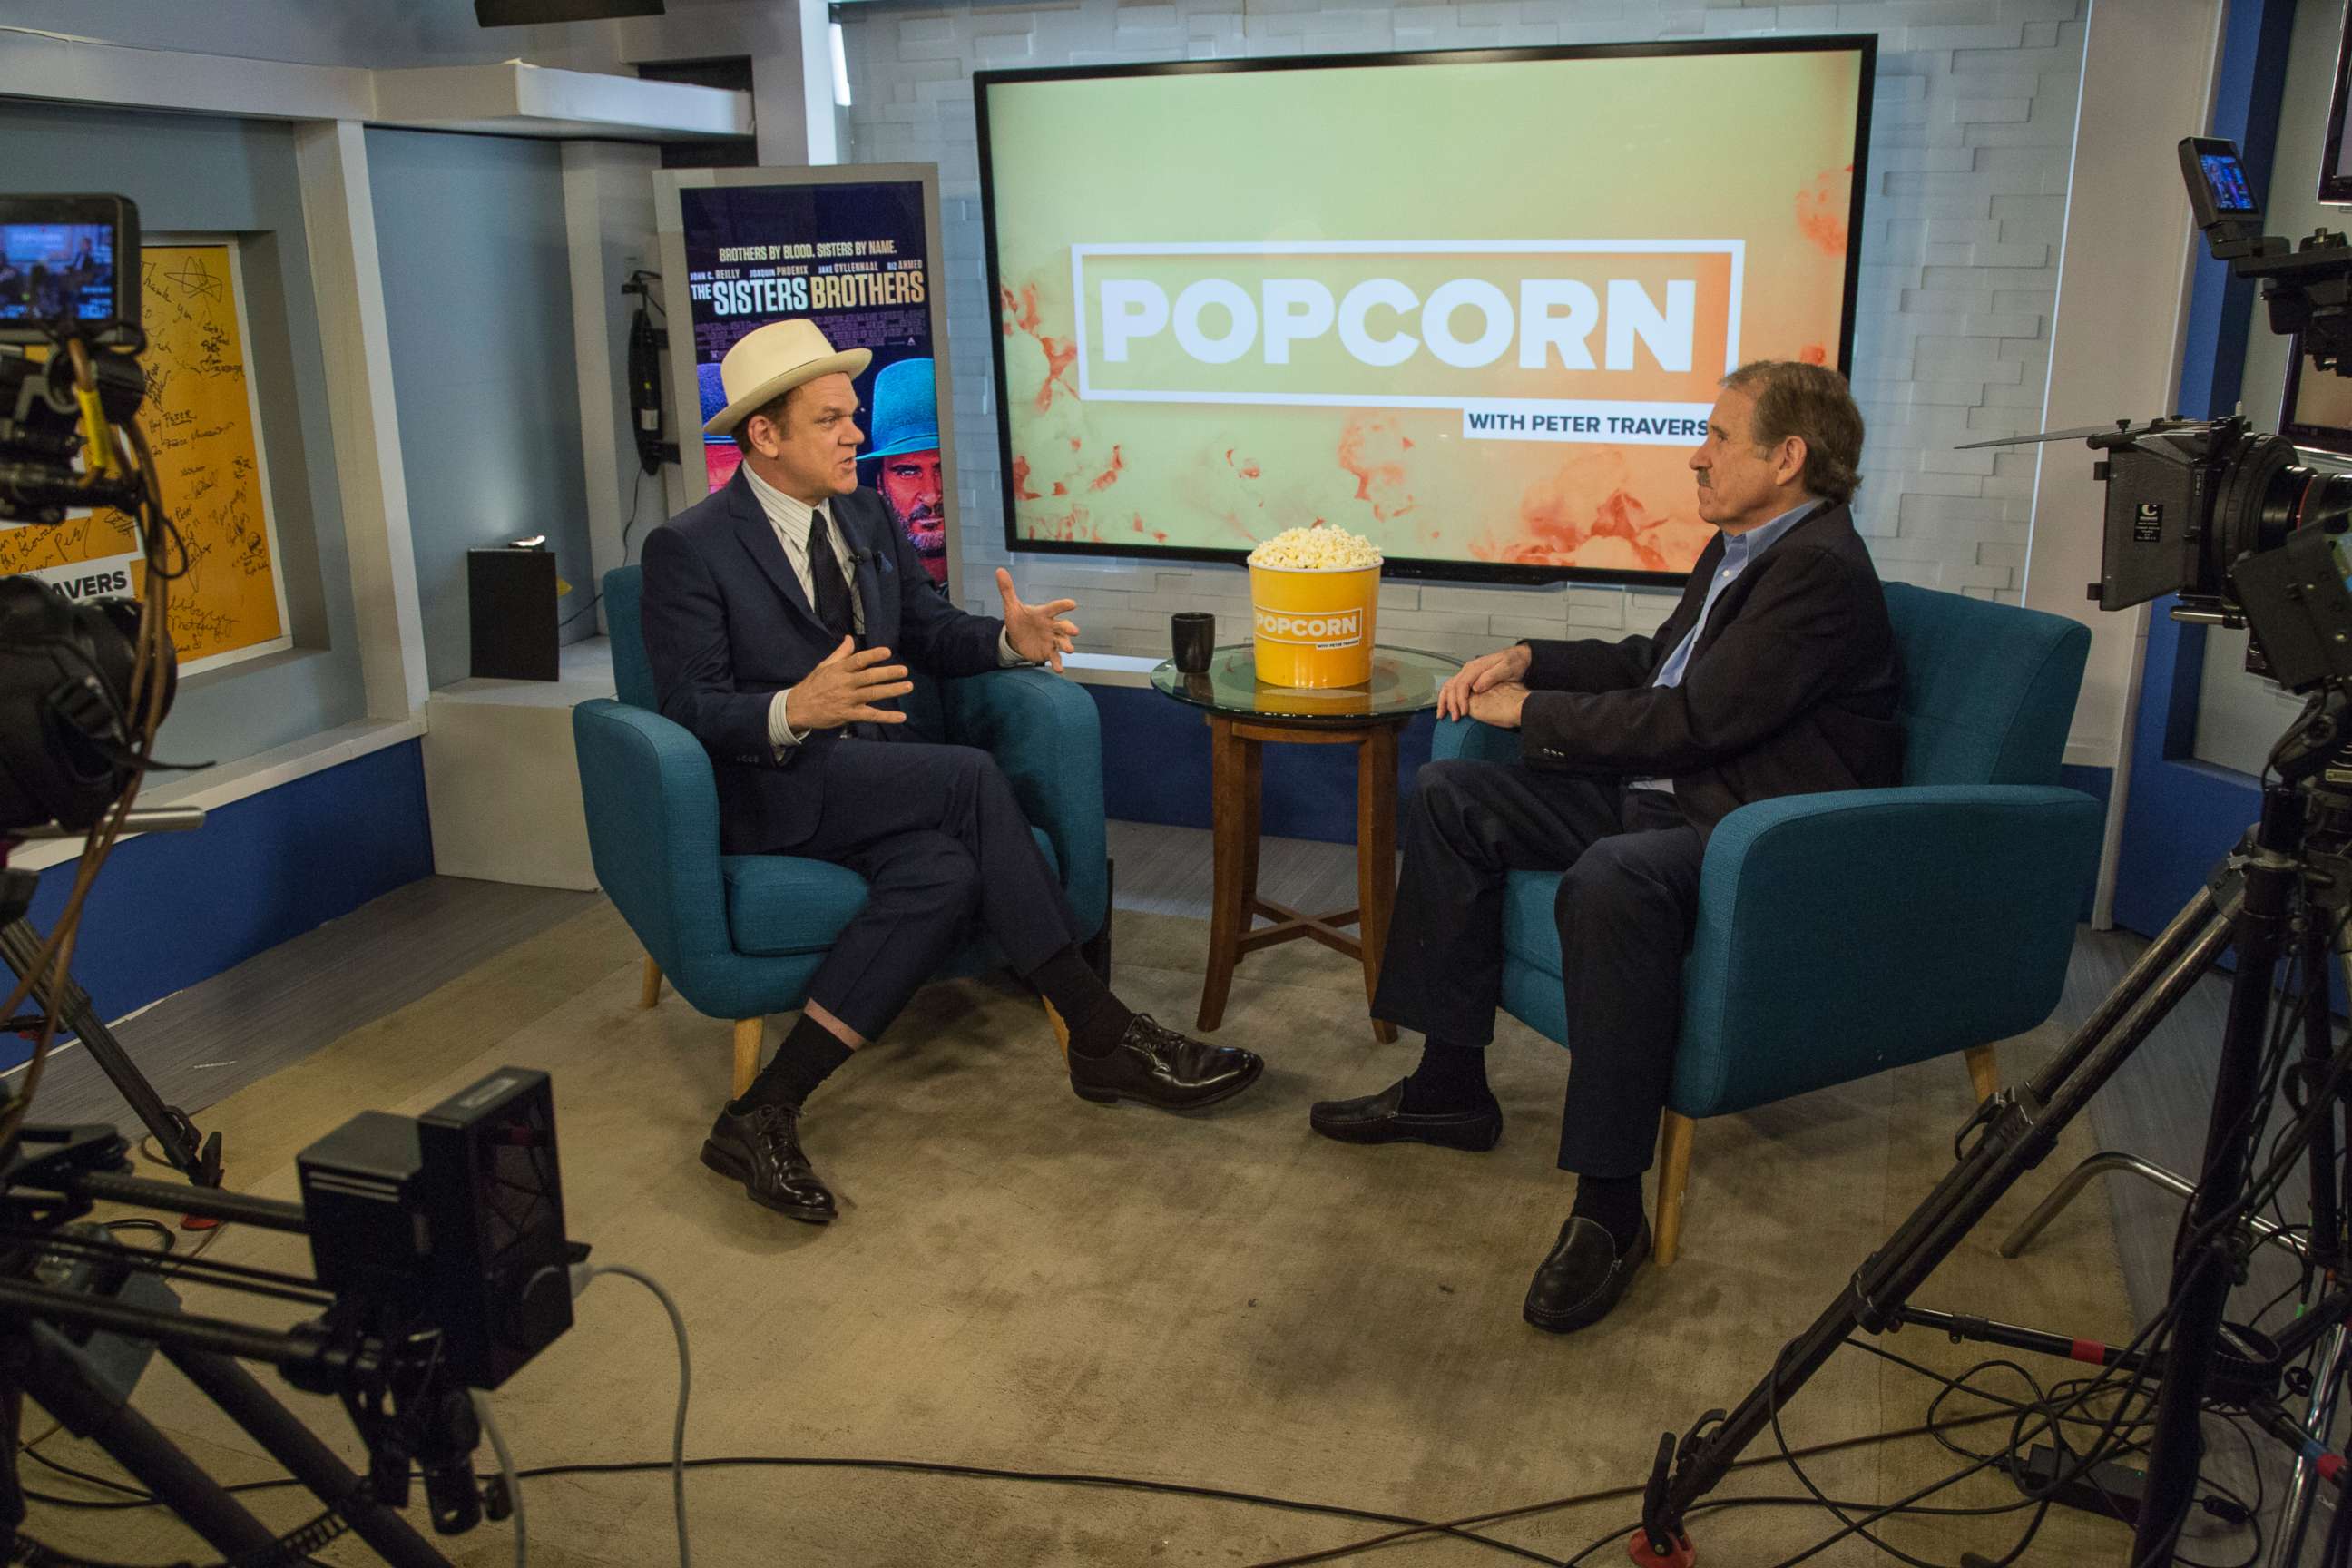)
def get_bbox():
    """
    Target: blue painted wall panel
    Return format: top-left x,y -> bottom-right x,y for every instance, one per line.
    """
1,743 -> 434,1073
